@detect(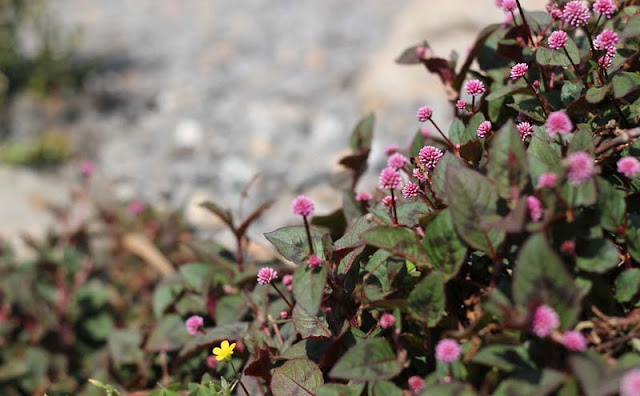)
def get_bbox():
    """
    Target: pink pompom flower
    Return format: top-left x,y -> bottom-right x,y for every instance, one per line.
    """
257,267 -> 278,285
79,160 -> 96,178
408,376 -> 426,394
562,0 -> 591,27
532,305 -> 560,337
545,111 -> 573,137
379,167 -> 402,190
456,100 -> 467,110
510,63 -> 529,80
388,153 -> 409,169
567,152 -> 595,185
356,191 -> 373,201
381,195 -> 397,207
280,311 -> 289,319
548,30 -> 569,50
402,181 -> 420,199
291,195 -> 315,217
465,79 -> 486,96
617,156 -> 640,177
419,145 -> 444,169
416,105 -> 433,122
517,122 -> 533,141
501,0 -> 517,12
593,0 -> 617,18
412,168 -> 426,182
562,330 -> 587,351
185,315 -> 204,335
307,254 -> 322,269
538,172 -> 558,188
598,55 -> 613,69
594,29 -> 619,52
476,121 -> 492,138
206,355 -> 218,369
561,240 -> 577,256
379,313 -> 396,329
415,46 -> 427,59
621,368 -> 640,396
282,274 -> 294,292
527,196 -> 543,222
435,339 -> 461,363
